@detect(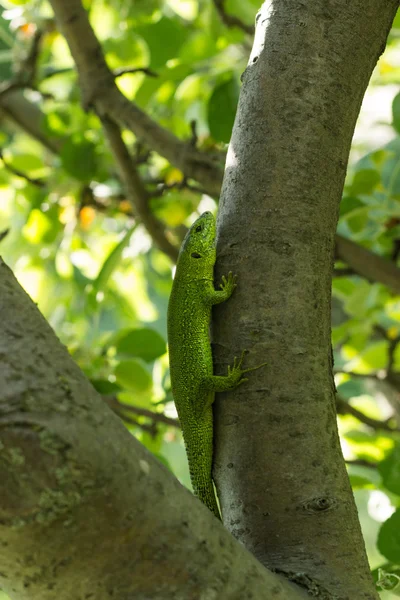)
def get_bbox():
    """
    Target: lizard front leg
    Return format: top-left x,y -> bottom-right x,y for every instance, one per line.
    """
201,351 -> 267,410
202,272 -> 237,305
